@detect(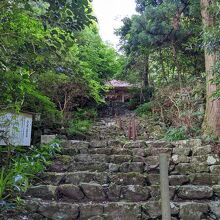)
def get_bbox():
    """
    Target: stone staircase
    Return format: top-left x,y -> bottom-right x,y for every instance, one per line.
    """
21,138 -> 220,220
